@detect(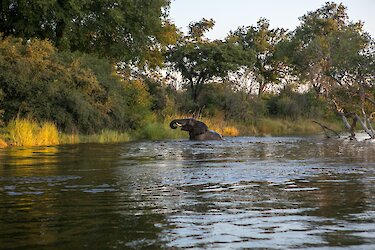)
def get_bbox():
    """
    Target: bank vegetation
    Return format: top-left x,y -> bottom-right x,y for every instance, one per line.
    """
0,1 -> 373,147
